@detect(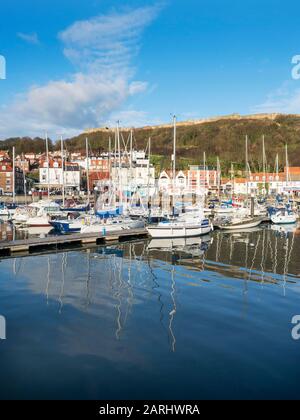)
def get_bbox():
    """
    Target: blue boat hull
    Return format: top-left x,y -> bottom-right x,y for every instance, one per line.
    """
49,221 -> 81,234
